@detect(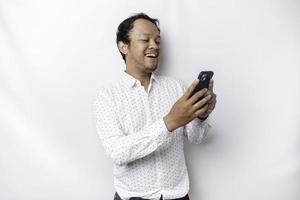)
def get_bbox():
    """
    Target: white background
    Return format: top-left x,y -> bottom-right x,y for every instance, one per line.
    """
1,0 -> 299,200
